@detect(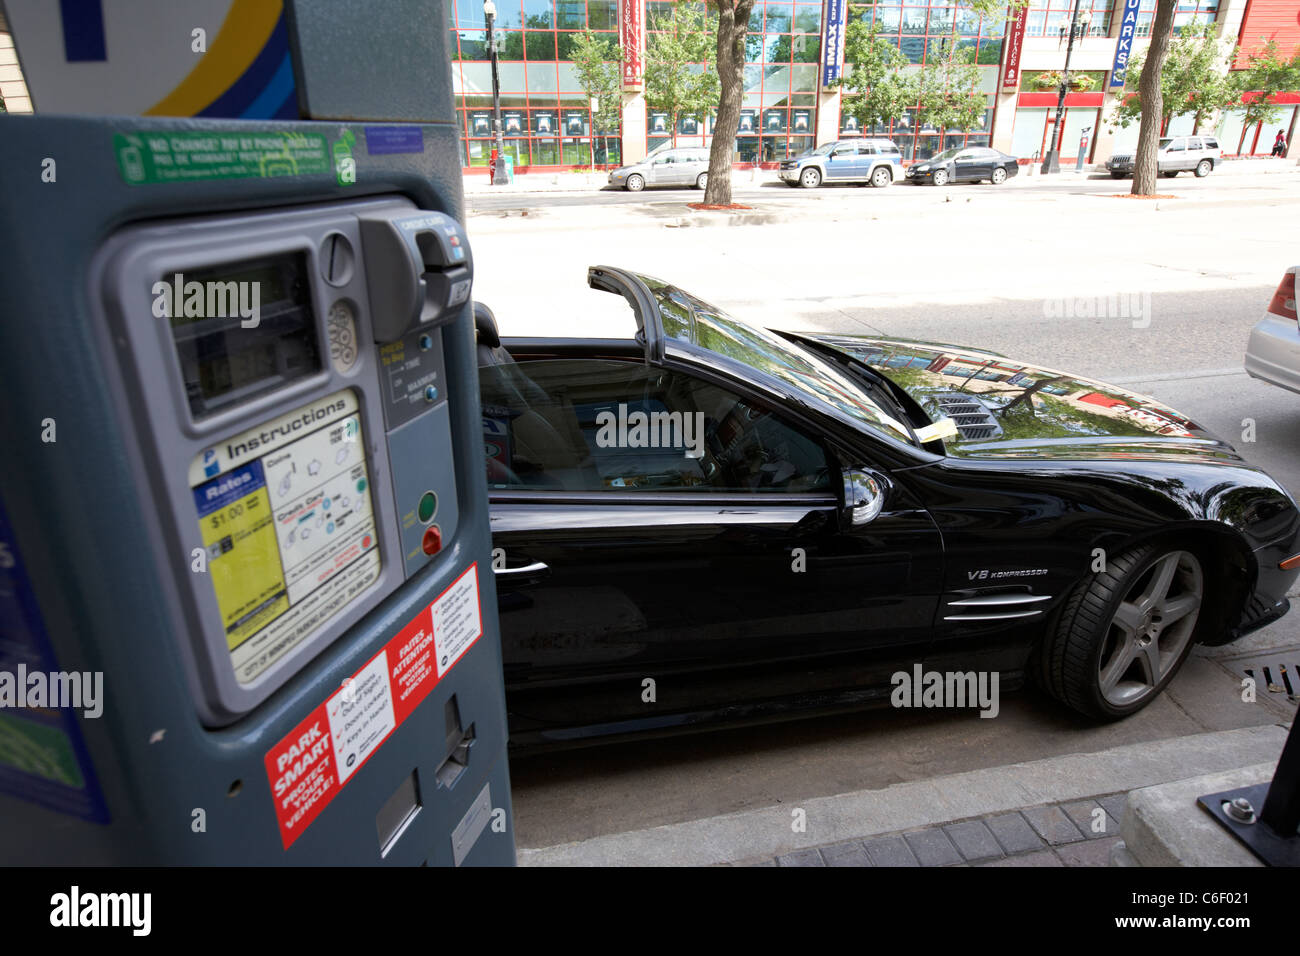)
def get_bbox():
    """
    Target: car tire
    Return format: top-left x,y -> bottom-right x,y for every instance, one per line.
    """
1162,170 -> 1179,178
800,167 -> 822,188
695,172 -> 708,189
990,167 -> 1007,185
1110,171 -> 1127,179
626,173 -> 645,192
932,168 -> 949,186
871,166 -> 892,188
1195,159 -> 1213,178
1038,542 -> 1205,719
